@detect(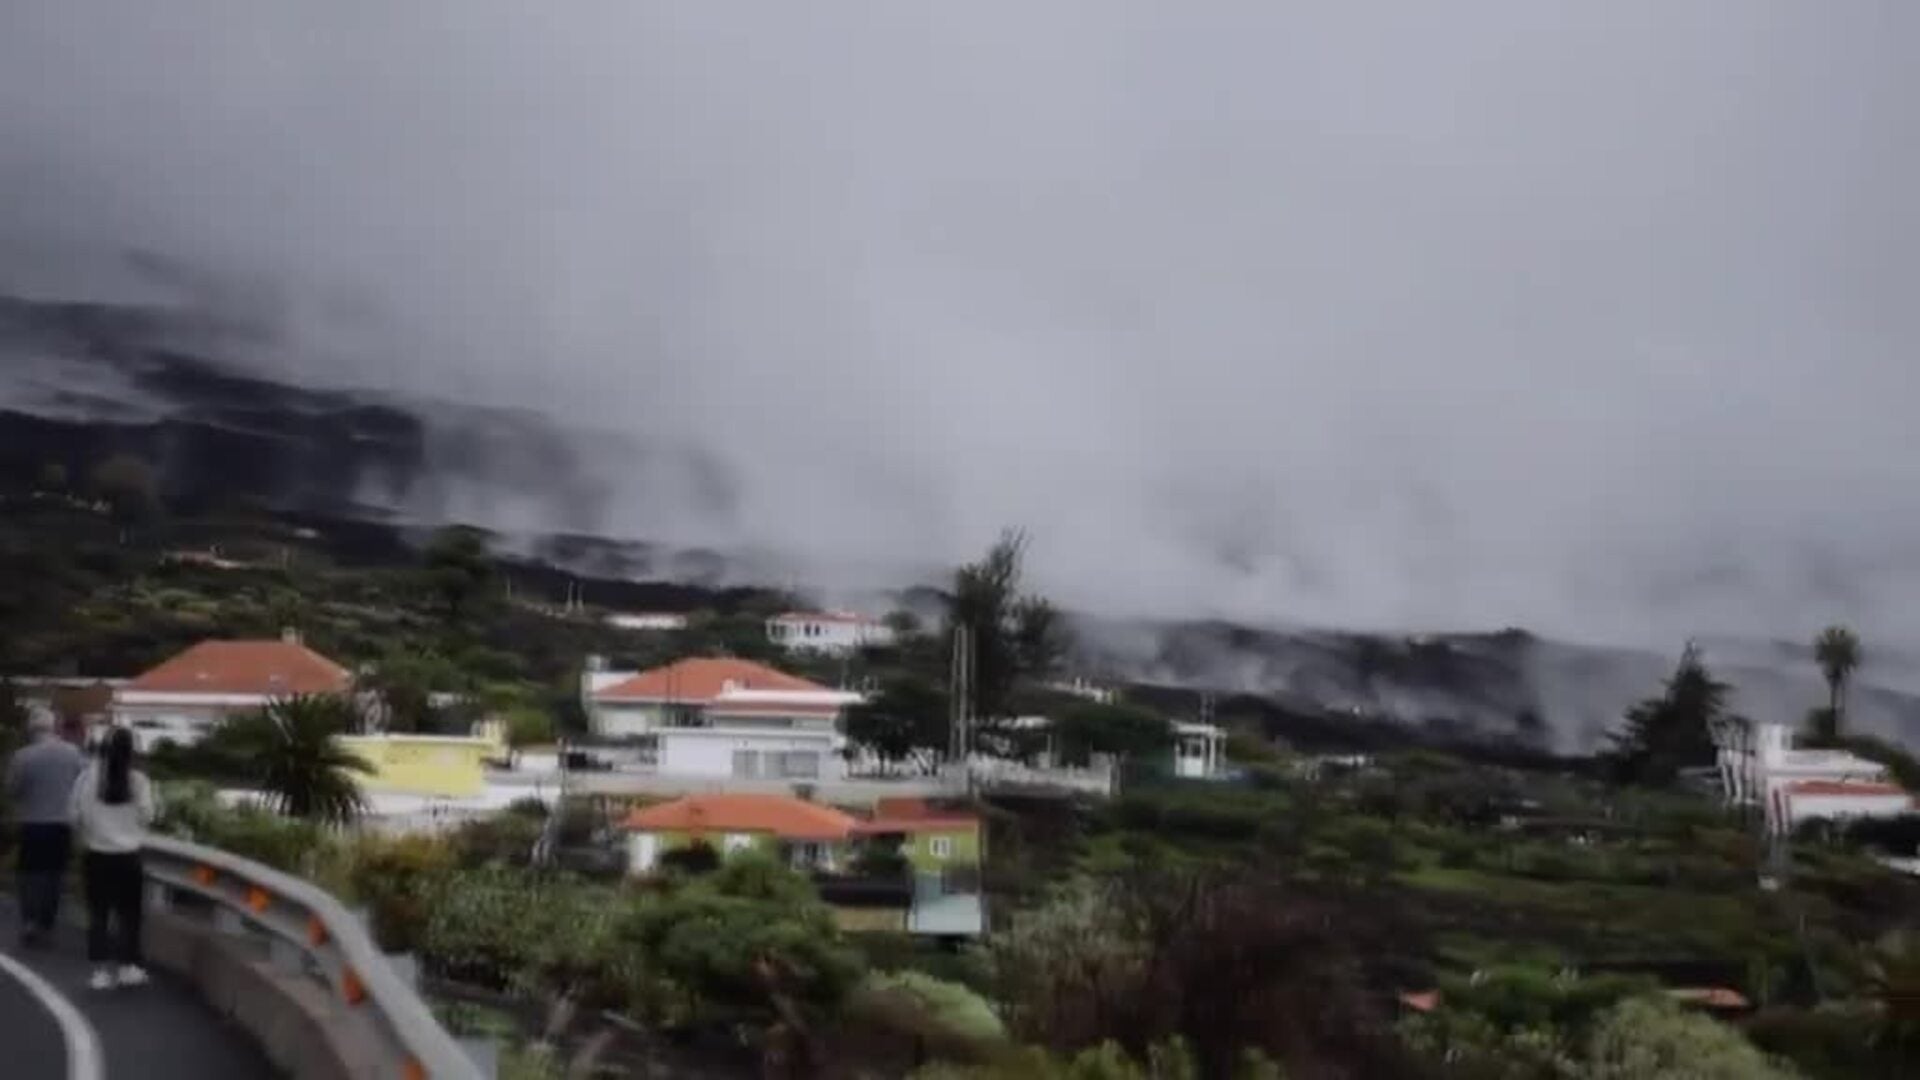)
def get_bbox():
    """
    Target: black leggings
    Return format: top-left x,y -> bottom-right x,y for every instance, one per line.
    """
83,850 -> 144,966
